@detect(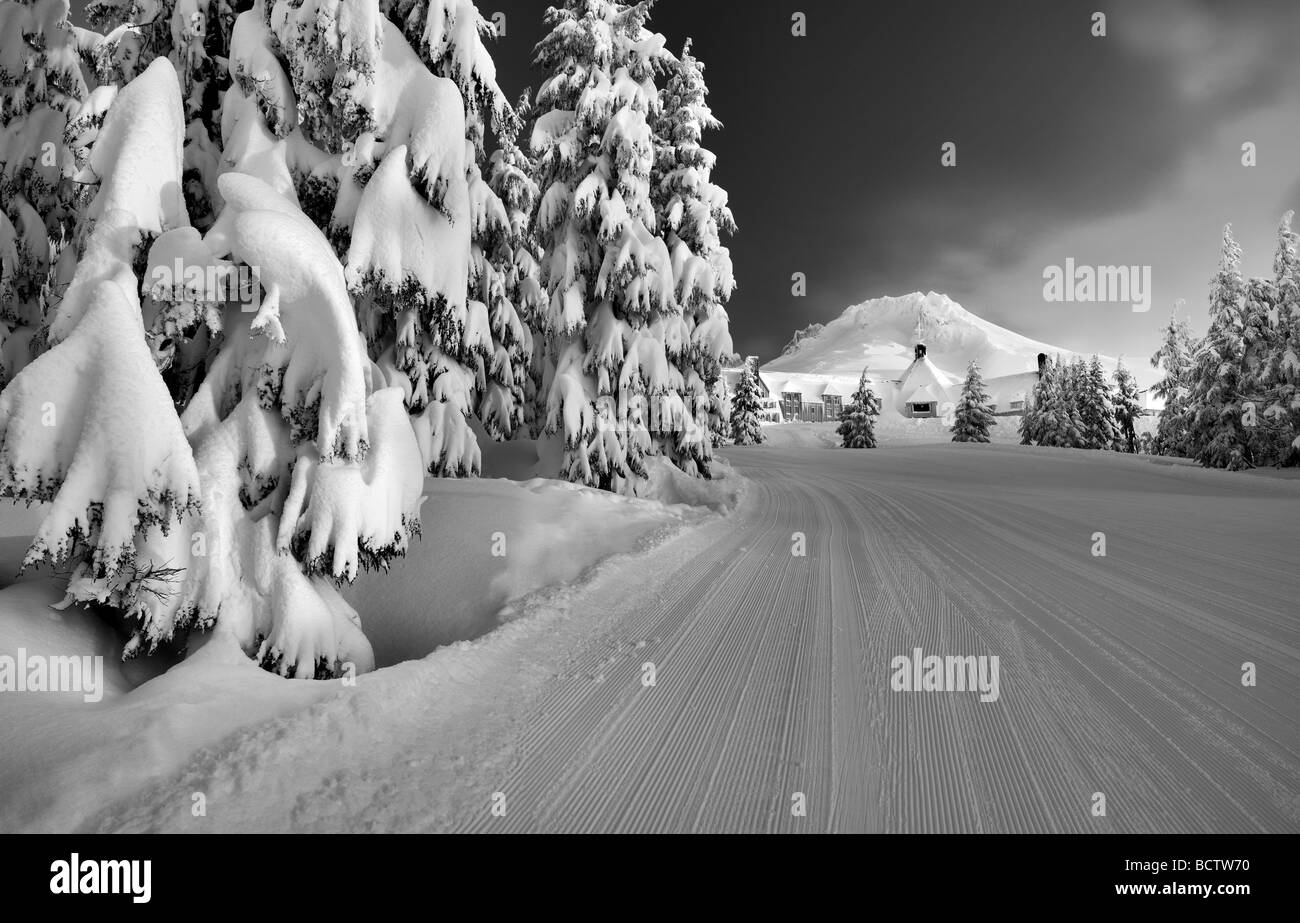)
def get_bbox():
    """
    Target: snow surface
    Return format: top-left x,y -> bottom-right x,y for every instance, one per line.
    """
0,460 -> 738,831
0,444 -> 1295,832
